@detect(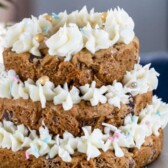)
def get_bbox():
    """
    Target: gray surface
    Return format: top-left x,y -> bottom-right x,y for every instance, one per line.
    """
148,127 -> 168,168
